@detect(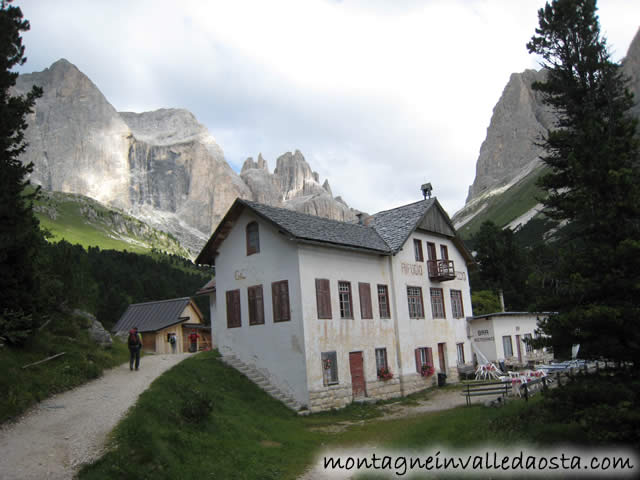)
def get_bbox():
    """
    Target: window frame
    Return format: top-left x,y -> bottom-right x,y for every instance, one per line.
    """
321,351 -> 339,385
503,335 -> 514,358
450,289 -> 464,319
338,281 -> 354,319
413,239 -> 424,262
415,346 -> 434,372
407,286 -> 425,319
430,287 -> 446,319
375,347 -> 388,377
226,289 -> 241,328
271,280 -> 291,323
377,284 -> 390,319
246,221 -> 260,256
523,333 -> 534,353
247,285 -> 264,326
456,343 -> 465,364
